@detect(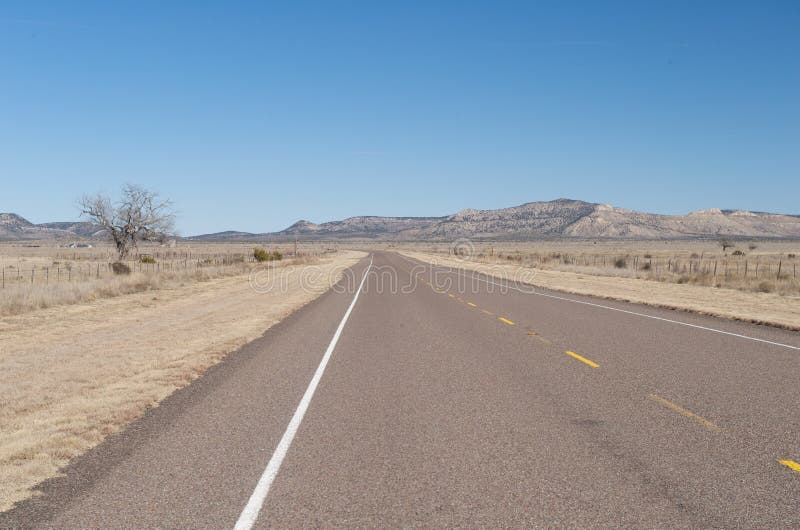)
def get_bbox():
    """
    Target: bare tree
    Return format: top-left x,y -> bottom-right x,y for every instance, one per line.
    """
719,238 -> 734,252
80,184 -> 175,260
